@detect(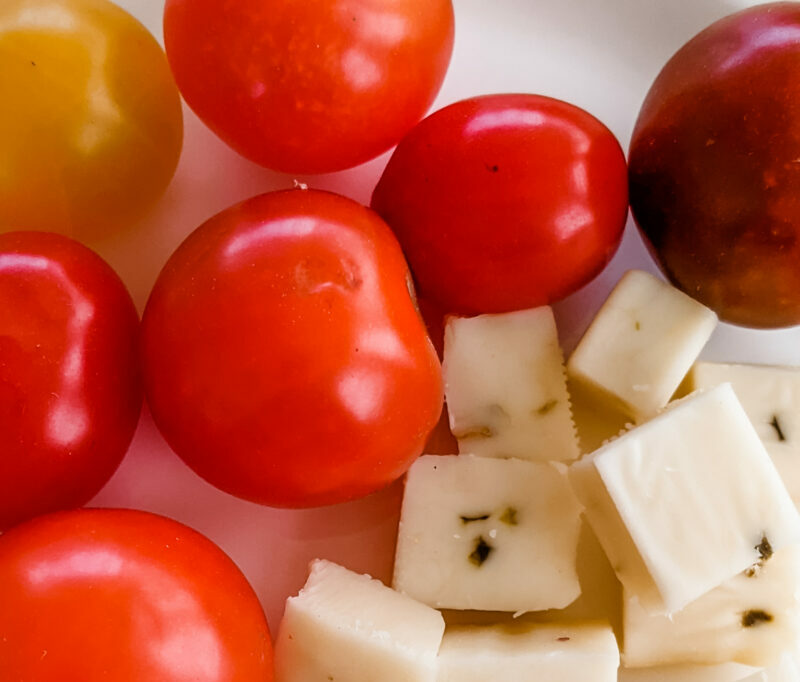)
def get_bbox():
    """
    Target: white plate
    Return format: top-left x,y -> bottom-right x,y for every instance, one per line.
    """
91,0 -> 799,633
